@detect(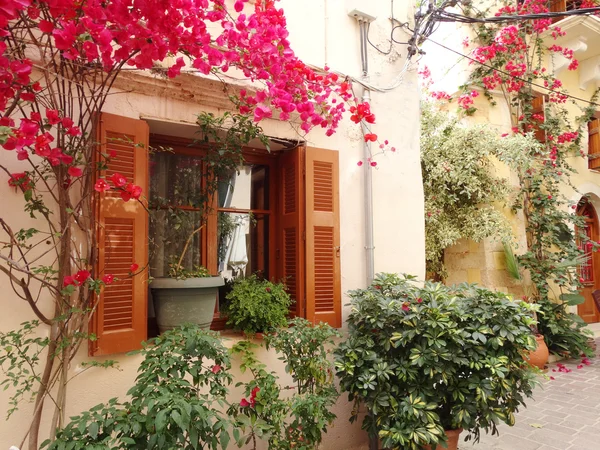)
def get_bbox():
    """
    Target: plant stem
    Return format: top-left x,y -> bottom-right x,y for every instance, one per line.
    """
177,224 -> 205,270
